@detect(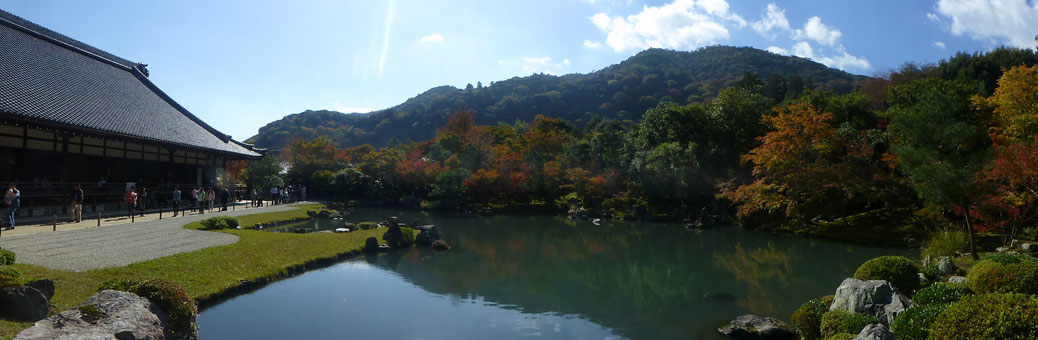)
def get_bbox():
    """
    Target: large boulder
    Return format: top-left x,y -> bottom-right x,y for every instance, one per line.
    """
15,290 -> 171,340
382,226 -> 413,249
936,256 -> 954,276
717,314 -> 796,340
853,324 -> 895,340
0,286 -> 50,321
363,237 -> 380,253
830,278 -> 916,324
25,279 -> 55,301
414,225 -> 440,245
